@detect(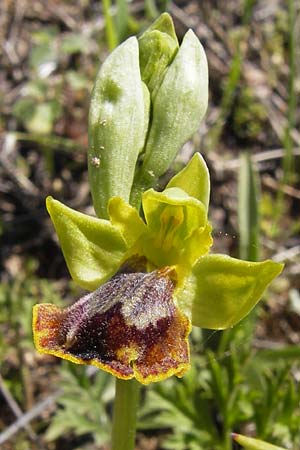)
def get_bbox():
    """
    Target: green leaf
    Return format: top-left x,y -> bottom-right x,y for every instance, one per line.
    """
66,71 -> 89,90
167,153 -> 210,214
116,0 -> 129,42
61,33 -> 90,55
136,29 -> 208,187
177,254 -> 283,329
46,197 -> 129,290
29,29 -> 59,78
232,433 -> 287,450
88,37 -> 149,218
238,152 -> 260,261
14,101 -> 61,135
